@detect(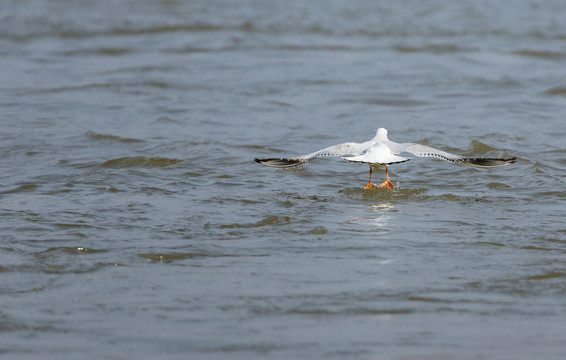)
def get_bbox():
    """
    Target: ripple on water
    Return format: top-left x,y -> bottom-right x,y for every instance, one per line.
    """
527,272 -> 566,281
338,187 -> 428,202
1,184 -> 39,194
543,86 -> 566,96
137,251 -> 269,263
41,246 -> 108,254
511,50 -> 566,60
54,222 -> 94,229
219,215 -> 297,229
100,156 -> 183,168
0,247 -> 116,275
138,252 -> 210,263
85,131 -> 144,143
468,139 -> 512,154
393,43 -> 471,54
486,182 -> 511,189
